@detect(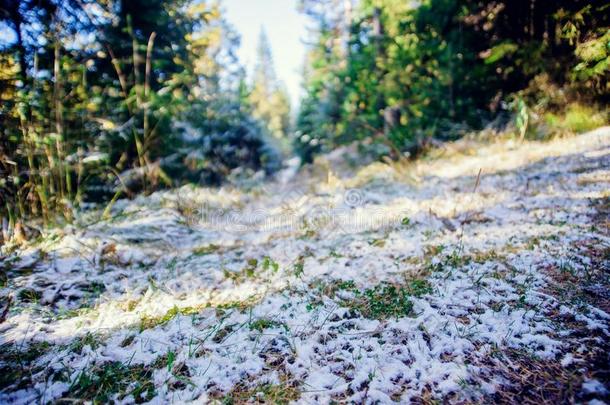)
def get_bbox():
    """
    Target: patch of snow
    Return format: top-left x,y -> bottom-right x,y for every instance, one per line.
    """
1,128 -> 609,403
